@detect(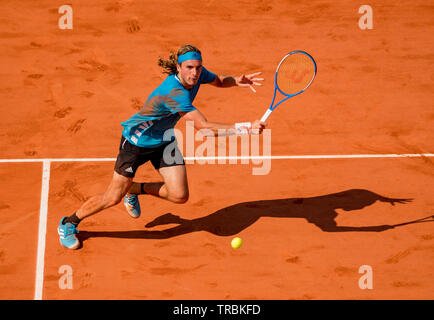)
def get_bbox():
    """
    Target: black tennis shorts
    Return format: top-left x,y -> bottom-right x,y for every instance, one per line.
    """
114,136 -> 185,178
